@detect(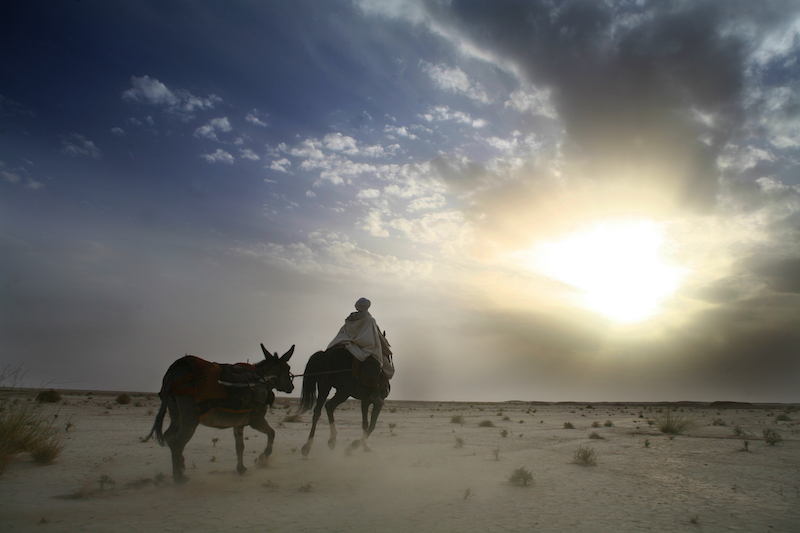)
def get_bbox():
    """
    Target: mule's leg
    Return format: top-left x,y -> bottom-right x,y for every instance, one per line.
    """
301,383 -> 331,457
233,426 -> 247,475
248,414 -> 275,467
324,390 -> 350,450
163,397 -> 198,484
357,398 -> 383,452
